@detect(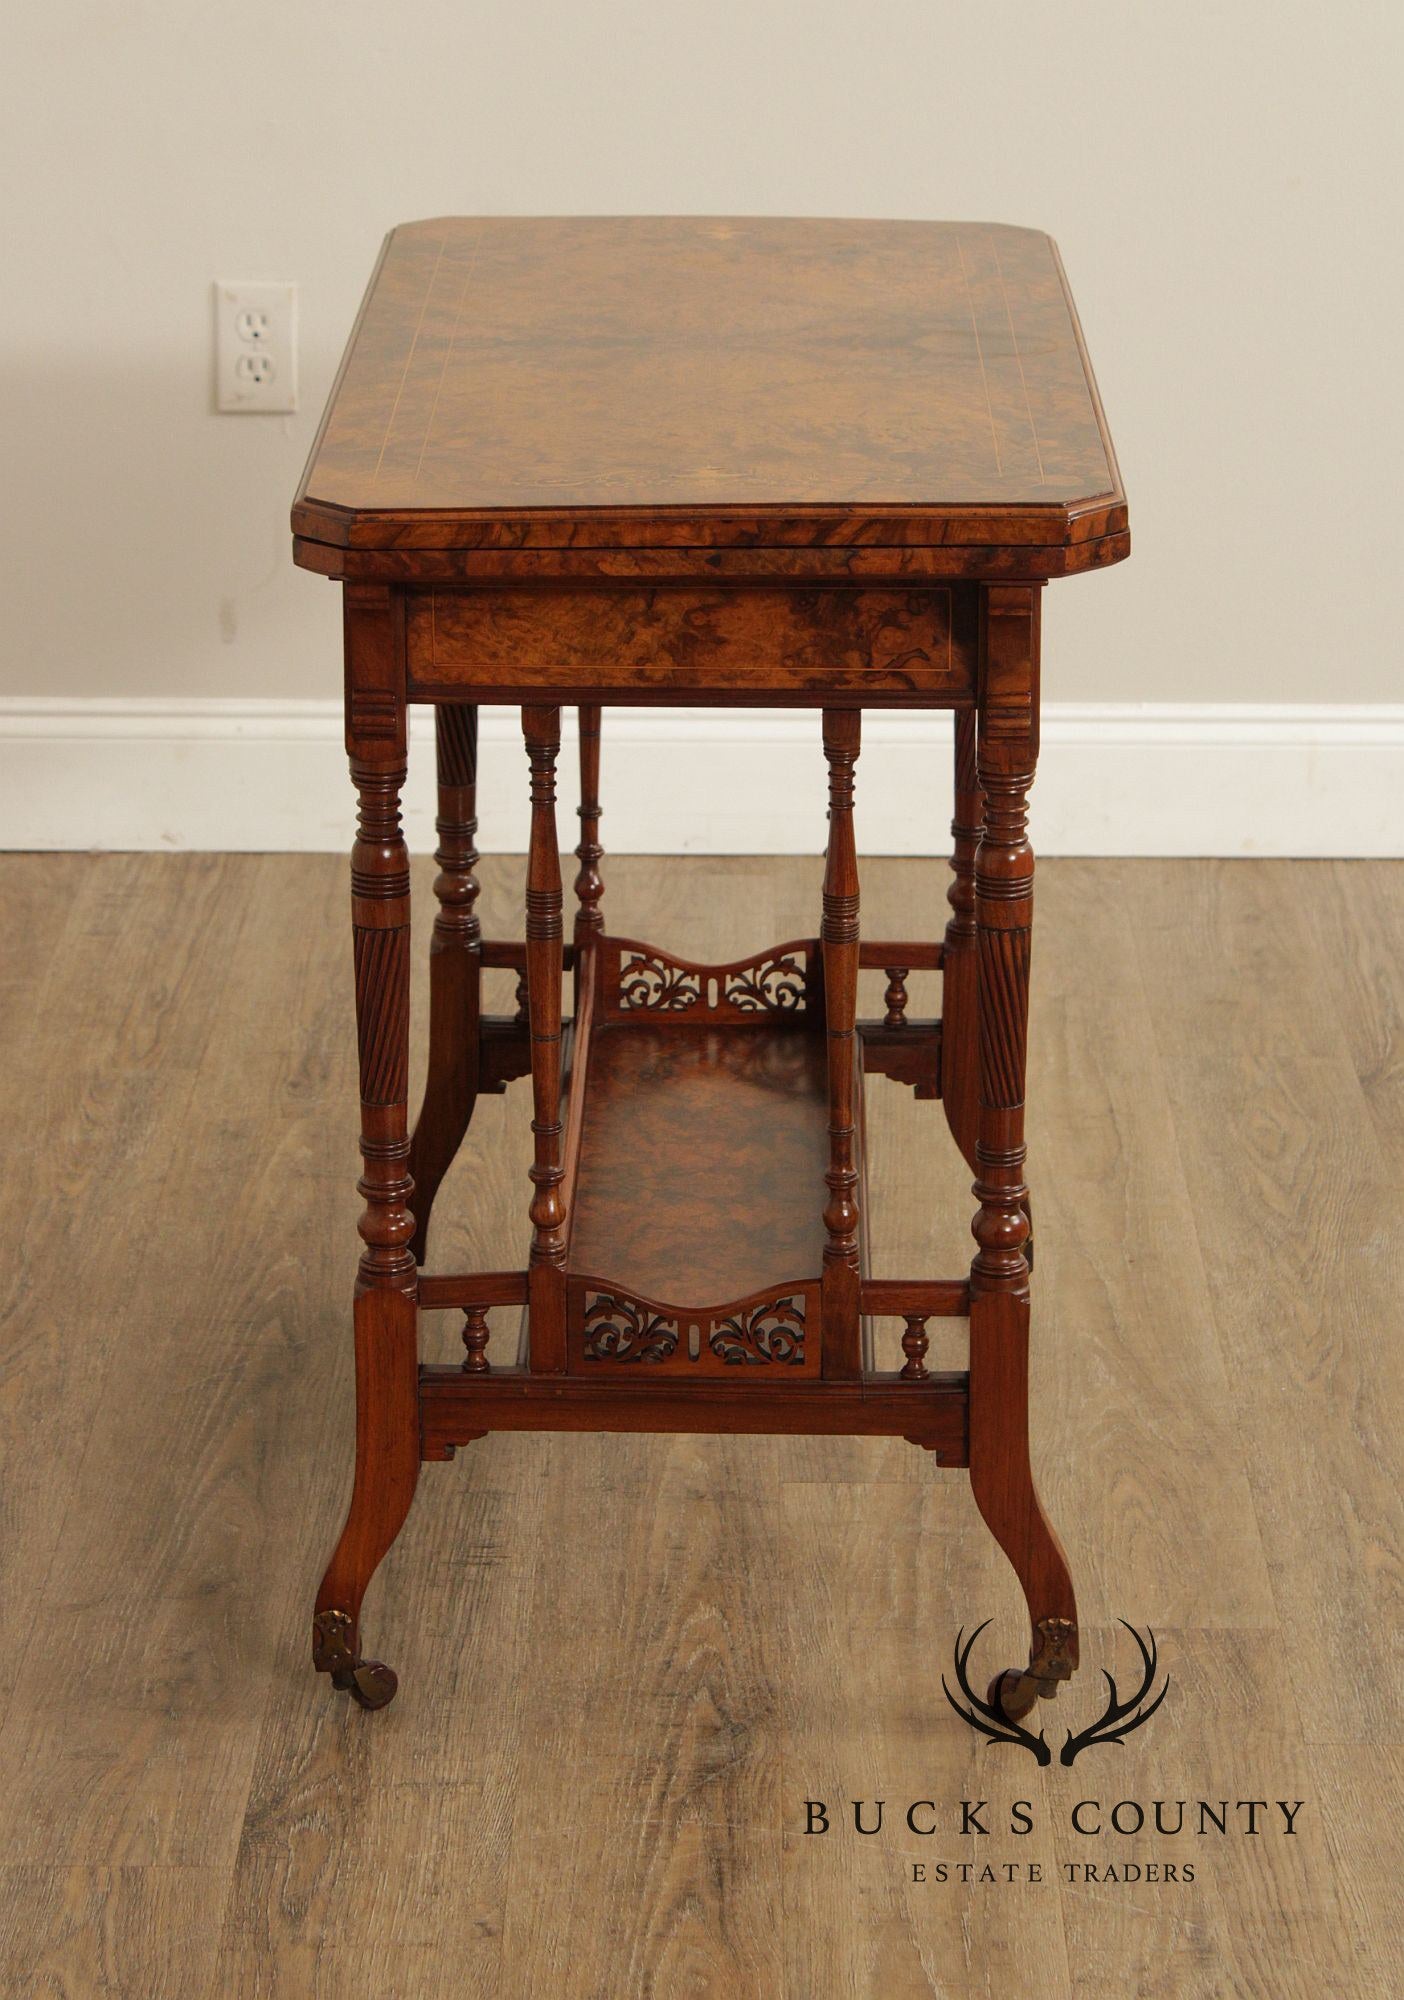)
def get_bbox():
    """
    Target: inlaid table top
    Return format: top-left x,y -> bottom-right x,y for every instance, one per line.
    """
292,216 -> 1127,573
